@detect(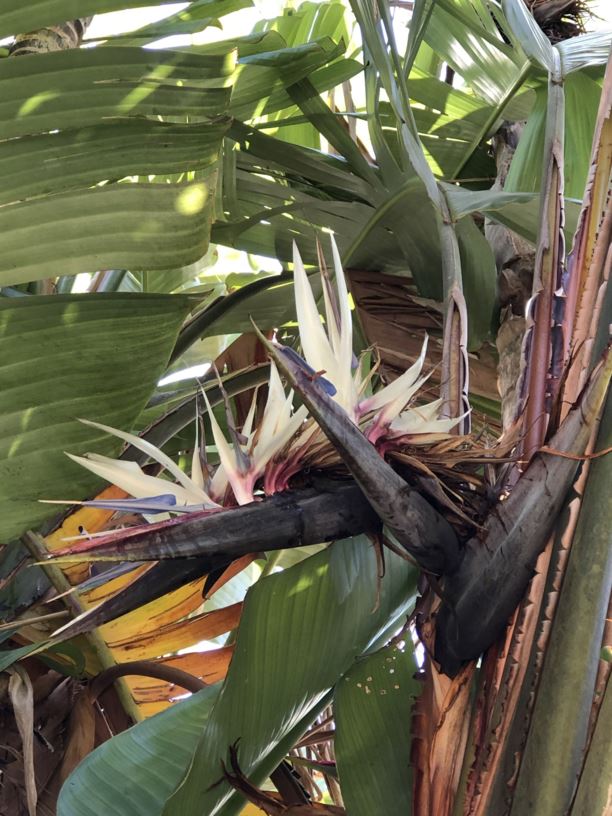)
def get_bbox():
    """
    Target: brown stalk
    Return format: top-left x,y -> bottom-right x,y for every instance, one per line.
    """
440,291 -> 469,431
562,55 -> 612,408
461,52 -> 612,815
412,581 -> 476,816
457,54 -> 570,813
521,69 -> 566,462
438,195 -> 470,435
